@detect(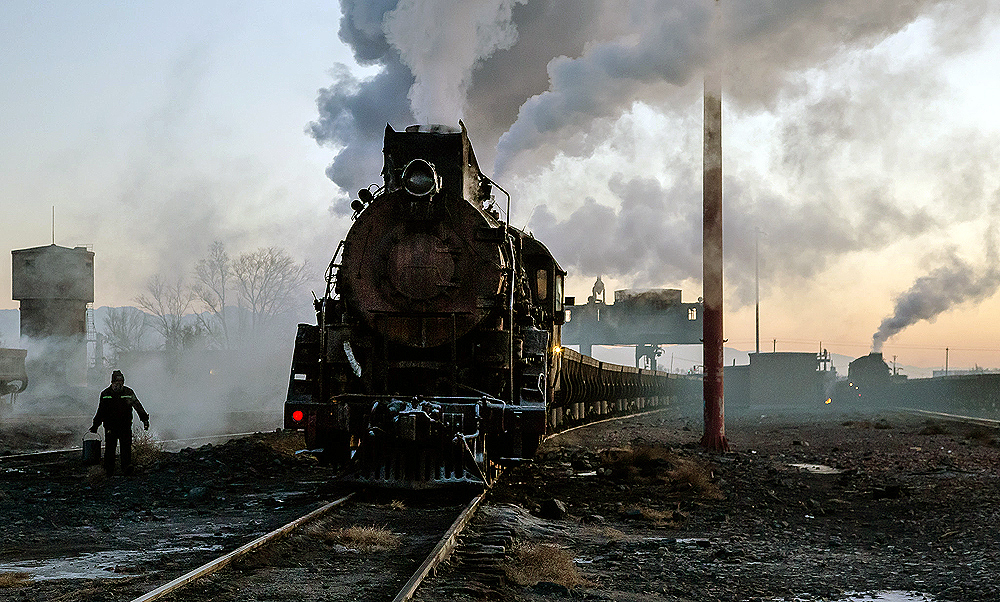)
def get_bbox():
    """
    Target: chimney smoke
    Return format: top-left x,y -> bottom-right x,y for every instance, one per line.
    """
872,248 -> 1000,352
